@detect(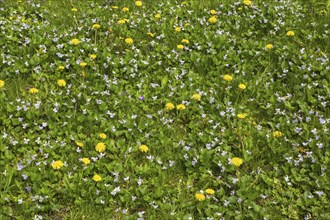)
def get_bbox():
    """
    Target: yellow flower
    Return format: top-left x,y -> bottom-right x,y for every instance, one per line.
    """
210,10 -> 217,15
79,62 -> 87,68
181,39 -> 189,44
243,0 -> 252,6
238,83 -> 247,90
265,44 -> 273,50
29,88 -> 39,94
208,16 -> 217,24
286,31 -> 295,36
223,74 -> 233,81
175,27 -> 181,32
177,44 -> 184,50
81,158 -> 91,165
147,32 -> 154,37
95,142 -> 106,153
192,93 -> 201,101
155,13 -> 161,19
99,133 -> 107,139
195,193 -> 206,201
139,144 -> 149,153
112,6 -> 118,9
125,37 -> 133,45
122,7 -> 129,12
57,79 -> 66,87
205,189 -> 215,195
135,1 -> 142,7
70,38 -> 80,45
89,54 -> 97,60
92,23 -> 101,29
0,80 -> 4,88
165,102 -> 175,110
93,174 -> 102,182
58,65 -> 65,70
118,19 -> 126,24
231,157 -> 243,167
51,160 -> 64,170
237,113 -> 248,119
76,141 -> 84,147
273,131 -> 283,138
176,104 -> 186,110
71,8 -> 78,12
